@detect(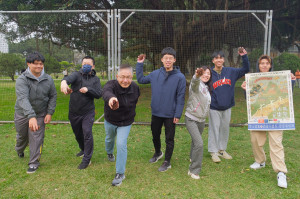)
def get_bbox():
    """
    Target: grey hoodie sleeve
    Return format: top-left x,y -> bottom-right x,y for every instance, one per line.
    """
15,76 -> 36,119
190,75 -> 201,93
47,77 -> 57,115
